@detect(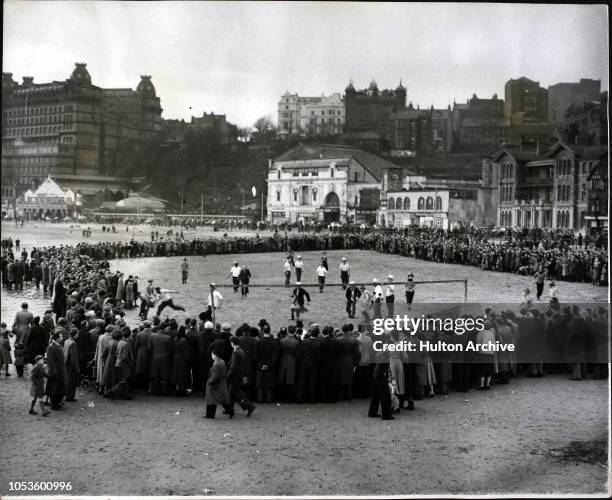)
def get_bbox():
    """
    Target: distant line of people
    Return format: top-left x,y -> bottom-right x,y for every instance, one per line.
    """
4,227 -> 603,288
